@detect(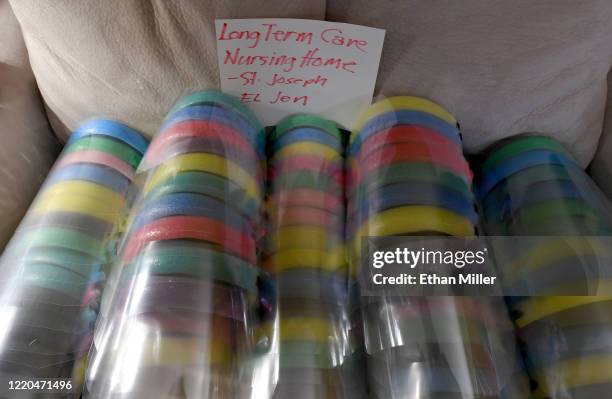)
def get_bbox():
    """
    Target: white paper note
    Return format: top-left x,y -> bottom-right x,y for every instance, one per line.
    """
215,18 -> 385,129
